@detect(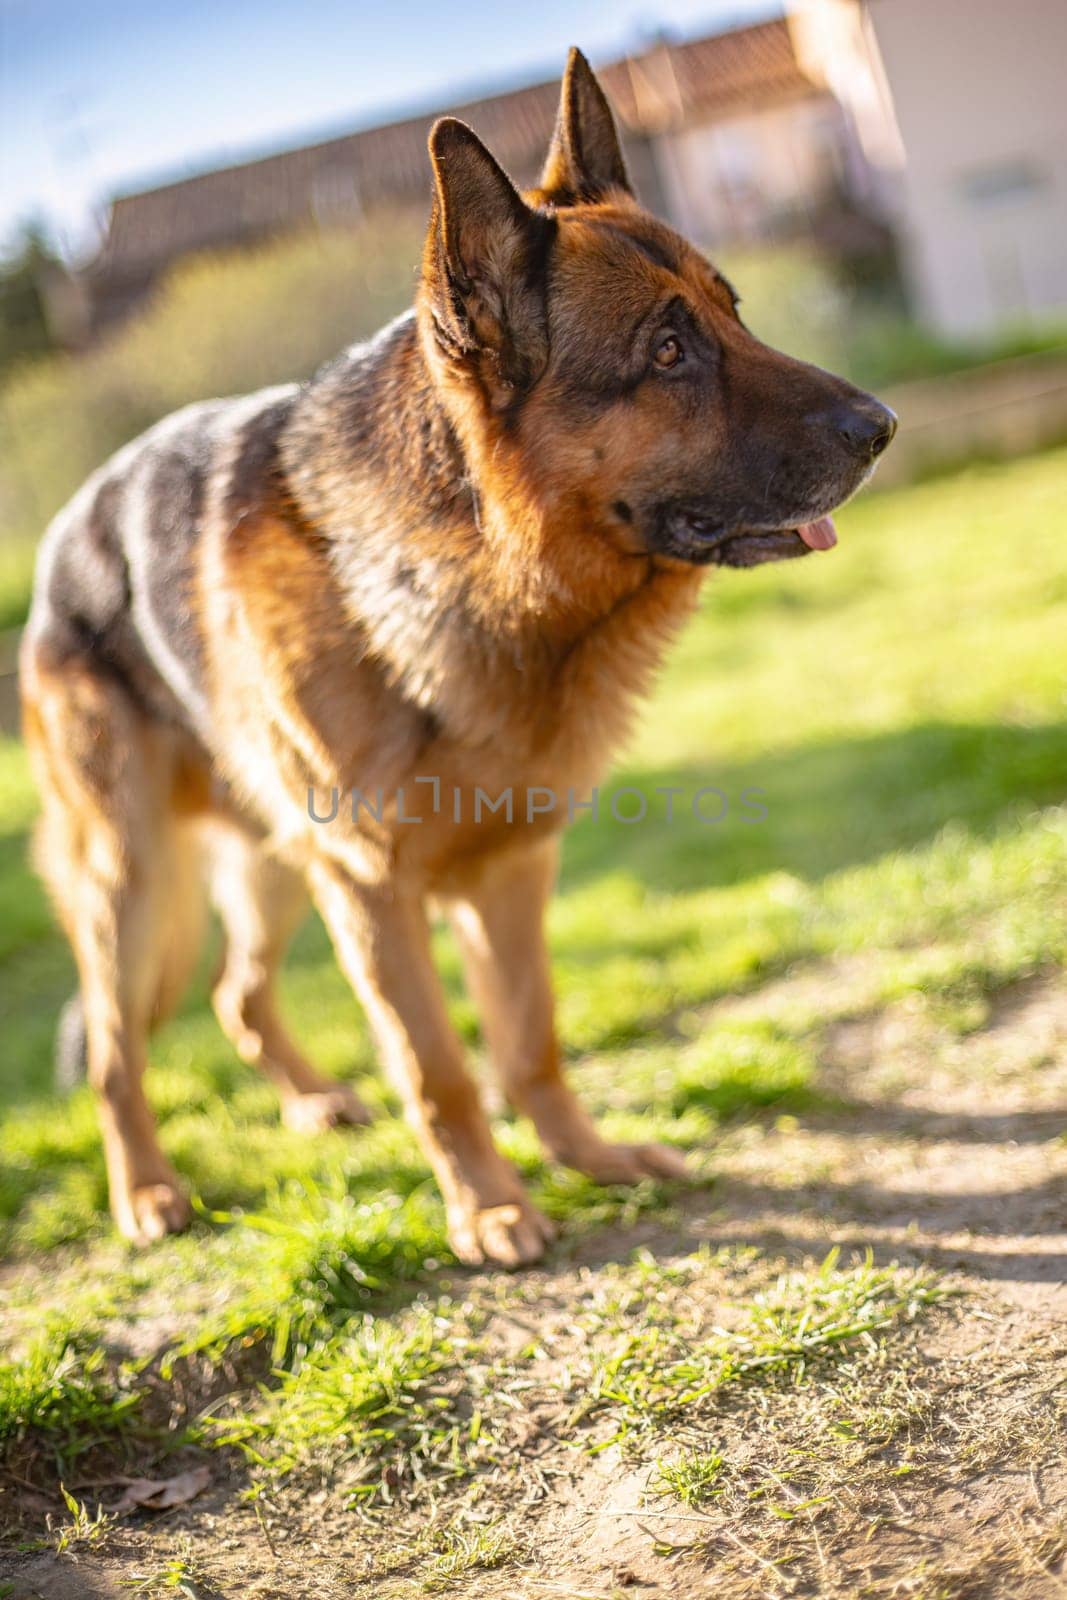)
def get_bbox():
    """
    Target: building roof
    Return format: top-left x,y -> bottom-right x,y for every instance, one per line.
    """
91,19 -> 818,277
601,18 -> 817,129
